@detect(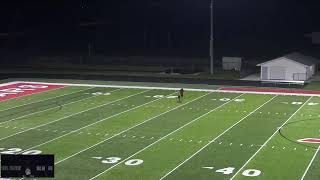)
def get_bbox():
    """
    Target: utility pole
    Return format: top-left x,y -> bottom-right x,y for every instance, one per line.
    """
210,0 -> 214,74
